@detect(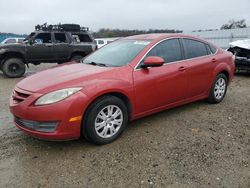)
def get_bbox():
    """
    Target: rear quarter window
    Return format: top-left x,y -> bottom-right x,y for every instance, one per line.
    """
73,34 -> 93,42
183,39 -> 209,59
209,45 -> 217,54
